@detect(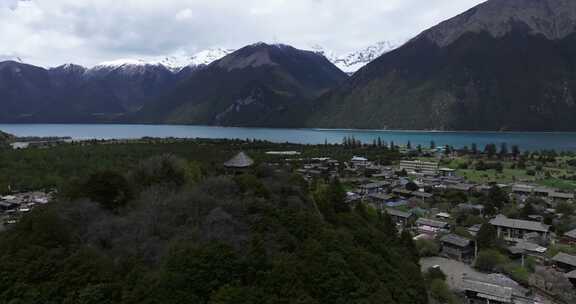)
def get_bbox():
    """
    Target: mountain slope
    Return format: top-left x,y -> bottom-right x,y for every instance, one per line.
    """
85,61 -> 177,112
306,0 -> 576,131
138,43 -> 348,127
0,61 -> 58,121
